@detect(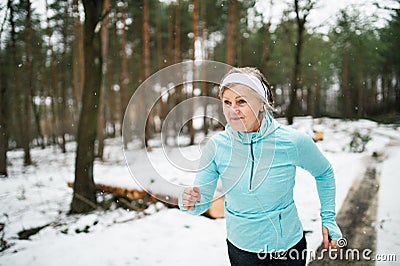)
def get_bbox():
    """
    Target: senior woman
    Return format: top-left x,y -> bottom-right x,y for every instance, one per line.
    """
179,67 -> 342,265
